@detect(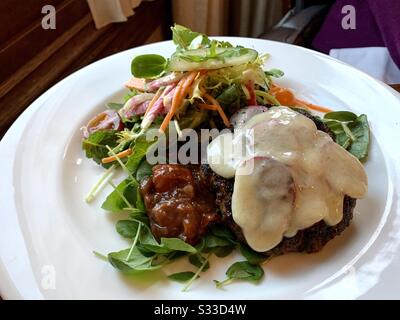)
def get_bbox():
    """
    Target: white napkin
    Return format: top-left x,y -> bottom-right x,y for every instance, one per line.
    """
86,0 -> 144,29
329,47 -> 400,84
